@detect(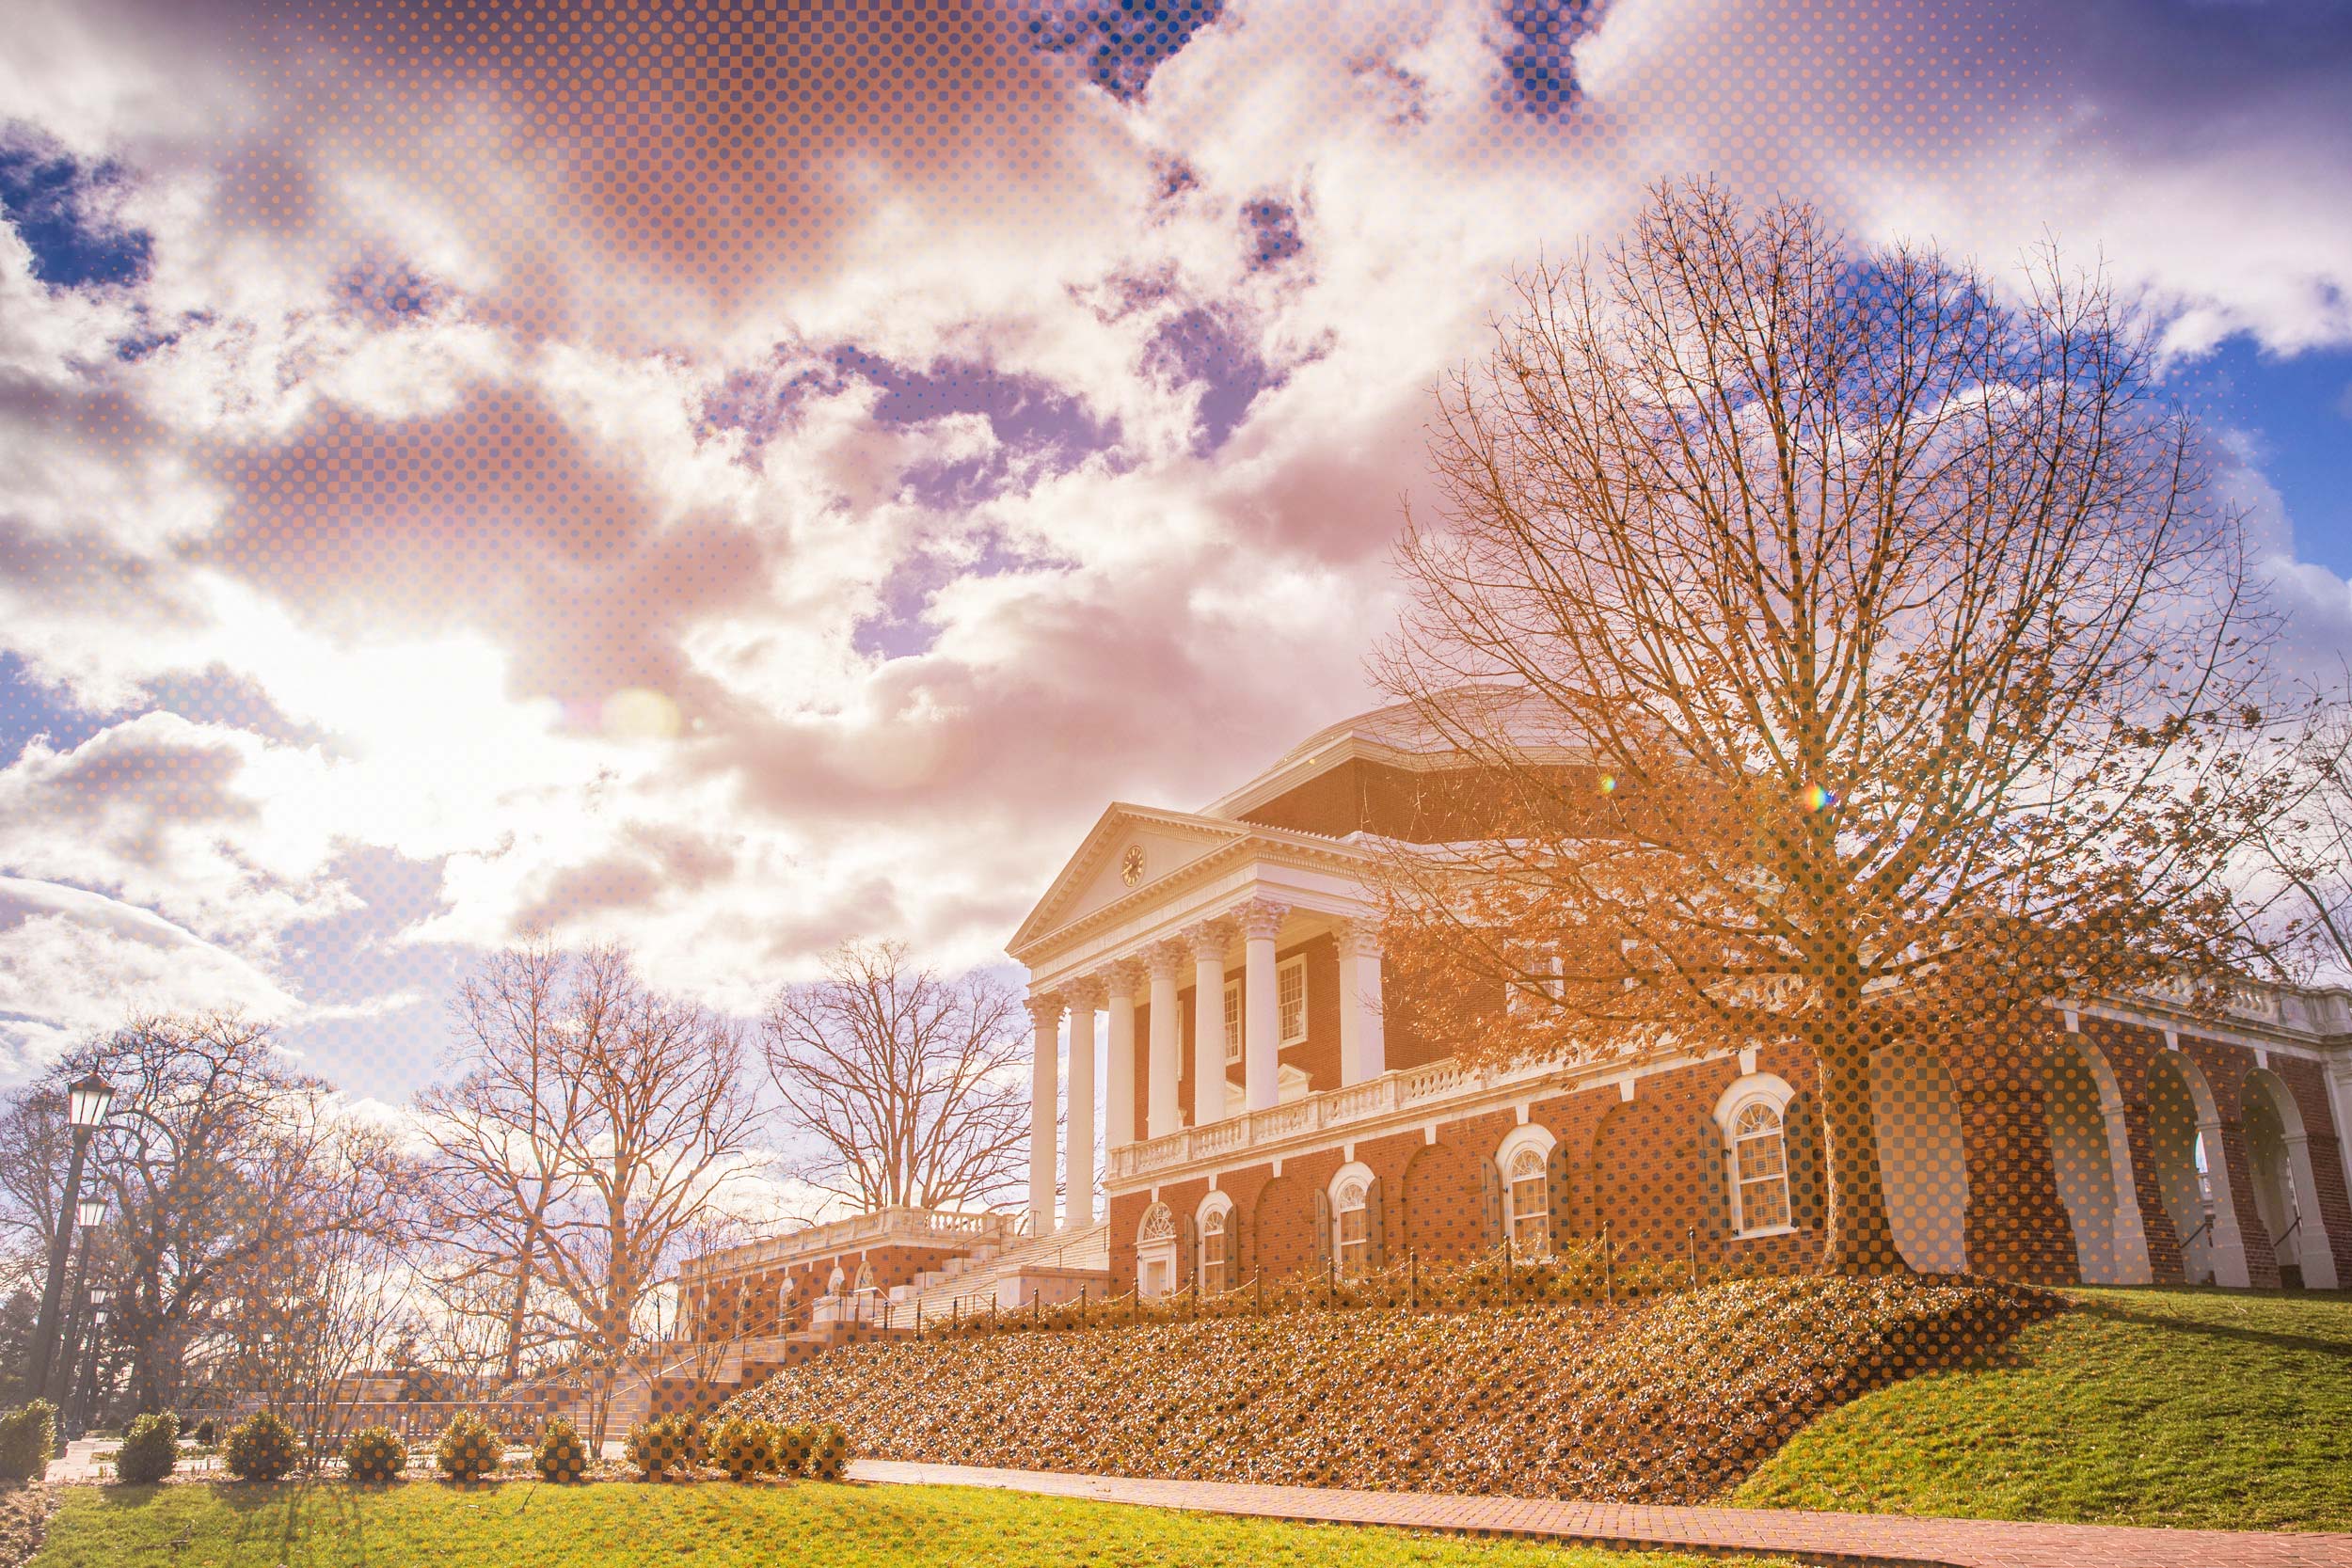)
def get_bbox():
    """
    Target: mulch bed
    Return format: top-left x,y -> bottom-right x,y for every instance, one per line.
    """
730,1275 -> 2064,1504
0,1482 -> 56,1568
